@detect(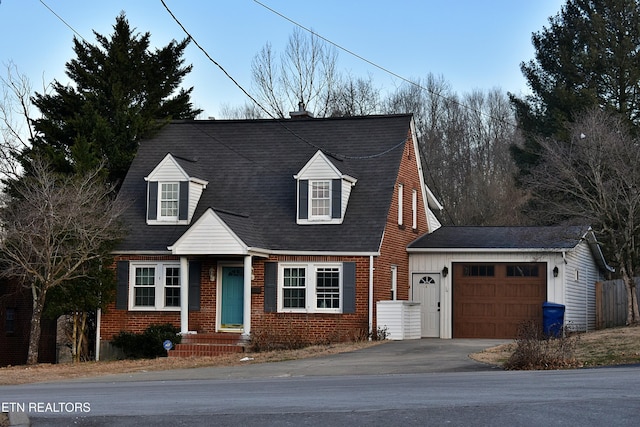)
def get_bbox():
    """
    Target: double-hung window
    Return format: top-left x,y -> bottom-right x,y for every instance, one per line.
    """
130,263 -> 181,310
160,183 -> 179,220
309,180 -> 331,219
279,263 -> 342,313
